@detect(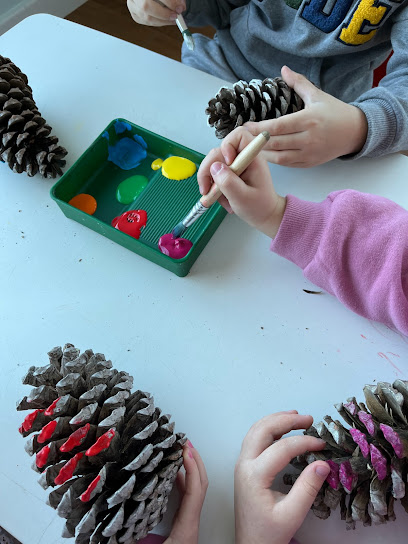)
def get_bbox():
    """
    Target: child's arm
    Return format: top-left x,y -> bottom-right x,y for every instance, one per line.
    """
246,18 -> 408,166
183,0 -> 250,29
198,129 -> 408,335
235,411 -> 329,544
